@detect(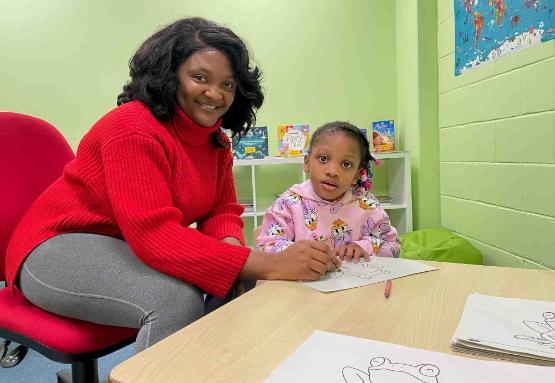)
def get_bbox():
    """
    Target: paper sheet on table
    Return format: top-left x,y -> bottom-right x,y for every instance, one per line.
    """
263,330 -> 555,383
303,256 -> 437,292
451,293 -> 555,365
